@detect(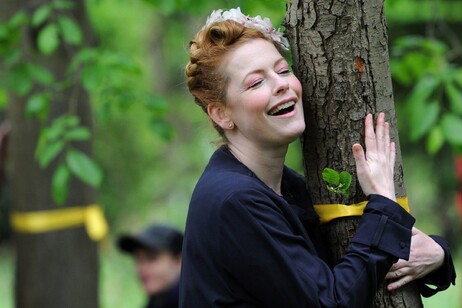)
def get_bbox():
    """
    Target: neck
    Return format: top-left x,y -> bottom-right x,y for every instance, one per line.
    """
228,141 -> 287,195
